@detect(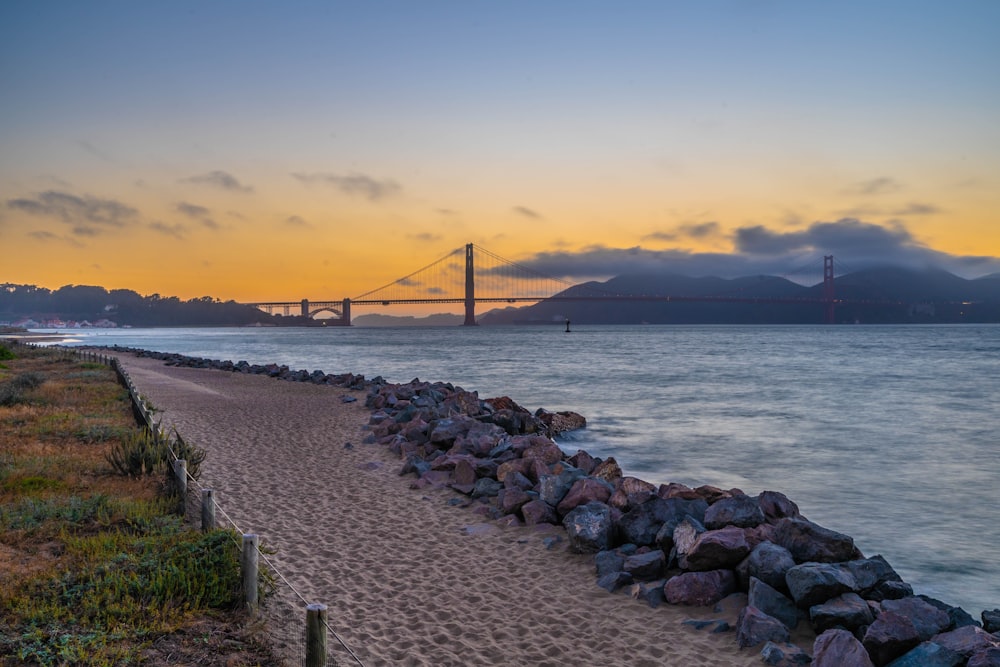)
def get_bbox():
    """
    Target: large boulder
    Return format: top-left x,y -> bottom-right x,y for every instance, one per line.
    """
682,526 -> 750,571
556,478 -> 613,516
863,611 -> 921,666
520,499 -> 557,526
809,592 -> 875,634
983,609 -> 1000,633
786,562 -> 857,609
760,641 -> 812,666
620,496 -> 708,549
757,490 -> 802,522
967,647 -> 1000,667
740,541 -> 797,594
881,597 -> 951,641
737,606 -> 791,649
671,516 -> 705,566
931,626 -> 1000,659
812,628 -> 875,667
884,641 -> 963,667
663,569 -> 737,607
704,493 -> 766,529
563,502 -> 615,553
844,555 -> 909,600
594,549 -> 626,578
749,577 -> 800,630
537,469 -> 586,507
623,550 -> 666,581
772,518 -> 857,563
591,457 -> 623,483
